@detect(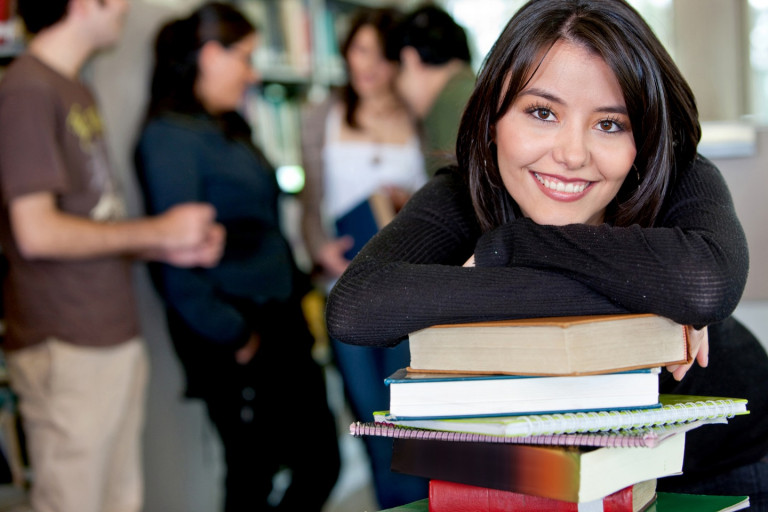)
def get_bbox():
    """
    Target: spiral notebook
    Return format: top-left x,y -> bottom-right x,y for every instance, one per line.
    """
373,394 -> 748,438
351,417 -> 721,448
